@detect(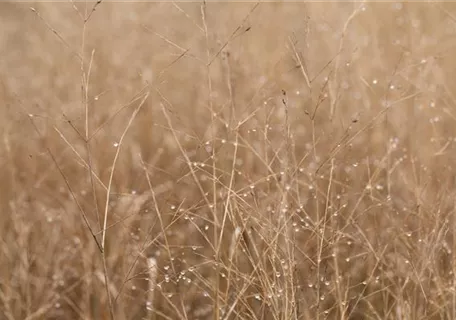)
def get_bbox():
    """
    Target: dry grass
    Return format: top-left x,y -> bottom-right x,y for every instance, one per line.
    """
2,1 -> 456,319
